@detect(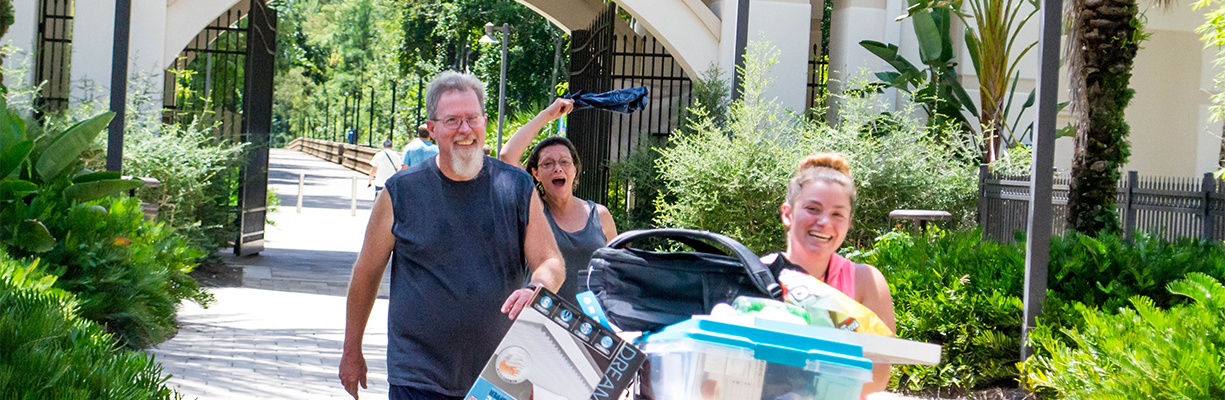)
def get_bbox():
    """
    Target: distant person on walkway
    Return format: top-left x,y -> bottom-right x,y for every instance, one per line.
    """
762,152 -> 896,394
340,71 -> 564,400
368,139 -> 399,196
498,98 -> 617,303
399,124 -> 439,170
